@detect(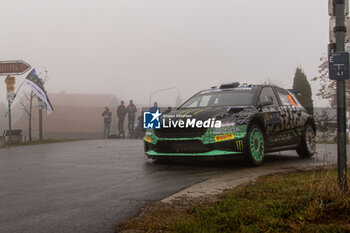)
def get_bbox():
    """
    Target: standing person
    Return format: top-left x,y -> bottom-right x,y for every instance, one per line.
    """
348,117 -> 350,144
163,107 -> 172,114
117,100 -> 127,137
127,100 -> 137,133
102,107 -> 112,139
150,102 -> 160,112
